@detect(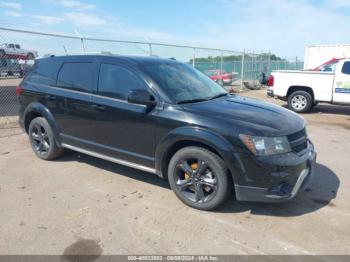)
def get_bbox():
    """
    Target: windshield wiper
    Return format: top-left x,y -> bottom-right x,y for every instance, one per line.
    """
177,98 -> 209,104
207,93 -> 228,100
177,93 -> 228,104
